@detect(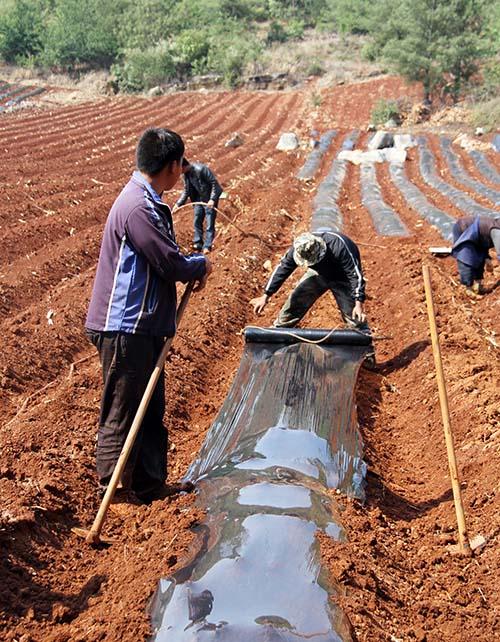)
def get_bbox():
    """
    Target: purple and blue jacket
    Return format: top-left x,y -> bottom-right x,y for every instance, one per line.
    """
86,172 -> 206,337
